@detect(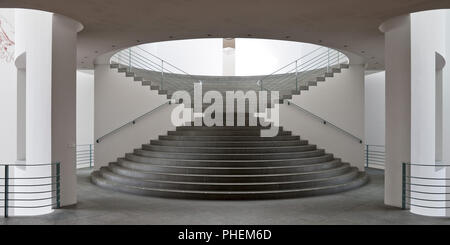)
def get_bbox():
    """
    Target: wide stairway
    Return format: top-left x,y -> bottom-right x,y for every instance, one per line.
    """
91,113 -> 368,200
